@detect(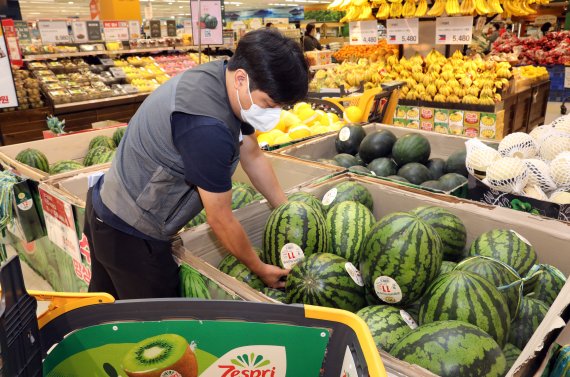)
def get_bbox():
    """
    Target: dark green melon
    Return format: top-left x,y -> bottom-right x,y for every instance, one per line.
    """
440,261 -> 457,275
392,133 -> 431,166
361,212 -> 443,306
446,149 -> 468,177
508,297 -> 549,349
548,344 -> 570,377
333,153 -> 359,168
231,185 -> 255,210
523,264 -> 566,306
335,125 -> 366,155
397,163 -> 433,185
438,173 -> 468,192
359,130 -> 397,164
386,175 -> 409,183
49,160 -> 84,174
390,320 -> 507,377
112,127 -> 126,147
325,201 -> 375,265
288,192 -> 325,214
15,148 -> 49,173
186,209 -> 206,228
88,135 -> 116,150
419,270 -> 511,347
218,249 -> 265,290
354,154 -> 365,166
468,229 -> 538,277
321,181 -> 373,212
263,287 -> 288,303
232,181 -> 257,196
420,180 -> 443,190
411,206 -> 467,261
367,158 -> 397,177
349,165 -> 372,174
503,343 -> 522,372
426,158 -> 447,180
83,146 -> 113,166
286,253 -> 366,312
179,263 -> 211,299
263,201 -> 329,268
356,305 -> 416,351
404,300 -> 421,323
